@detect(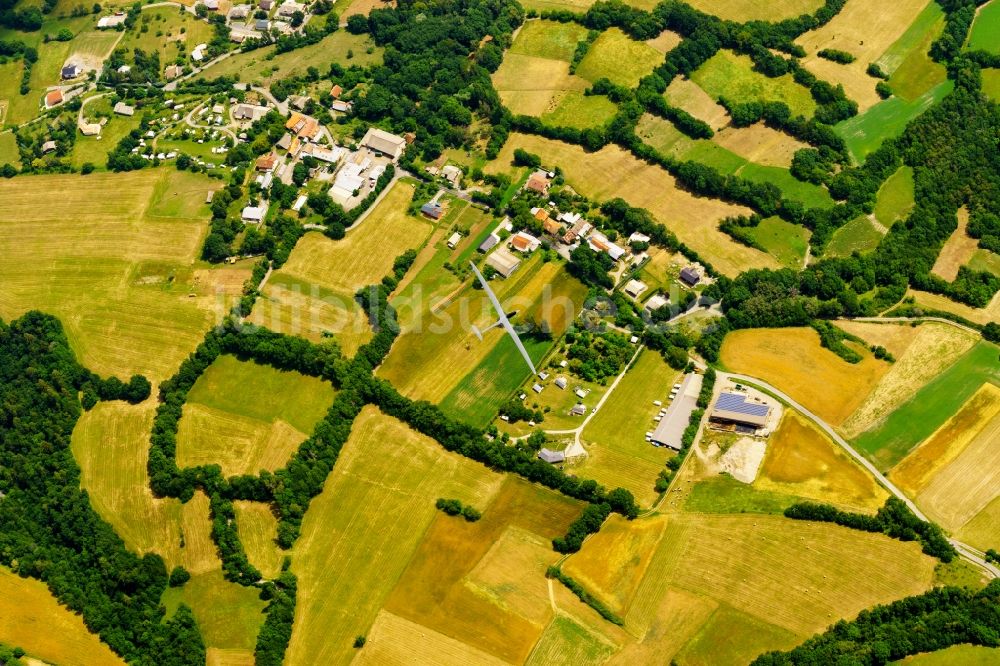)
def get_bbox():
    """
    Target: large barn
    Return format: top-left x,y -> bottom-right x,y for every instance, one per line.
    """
710,392 -> 771,429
